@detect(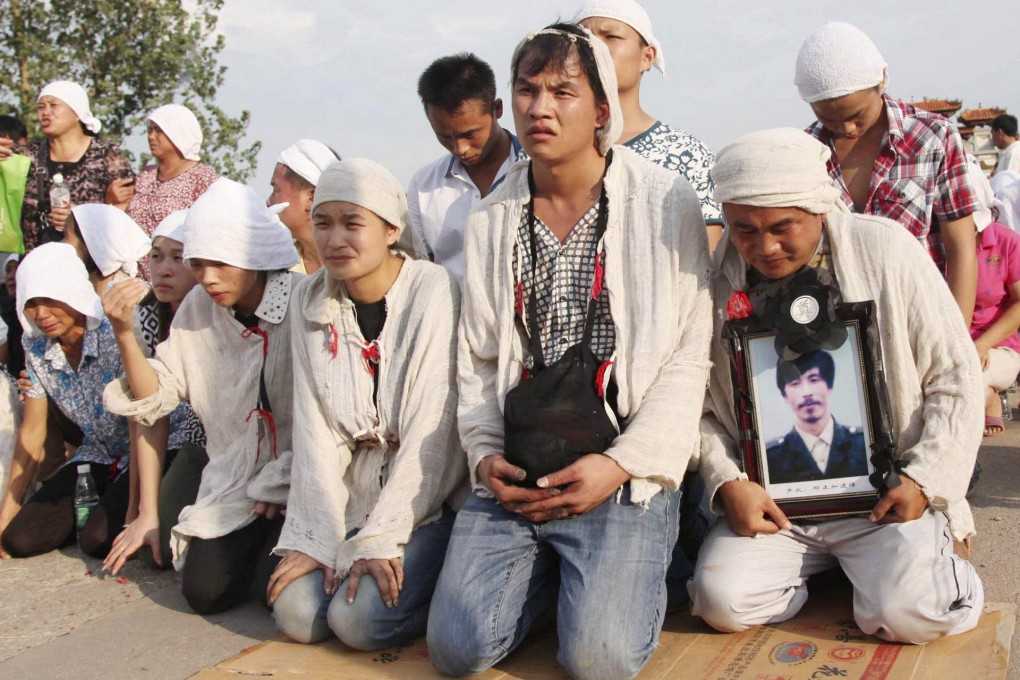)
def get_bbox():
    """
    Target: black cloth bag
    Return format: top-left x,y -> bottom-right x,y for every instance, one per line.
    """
503,157 -> 619,486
